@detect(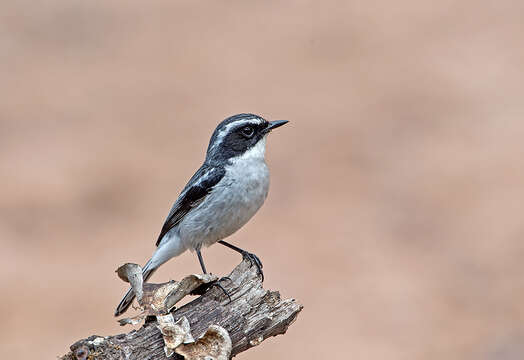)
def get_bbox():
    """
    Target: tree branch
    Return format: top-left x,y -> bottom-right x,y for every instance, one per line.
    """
61,259 -> 303,359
